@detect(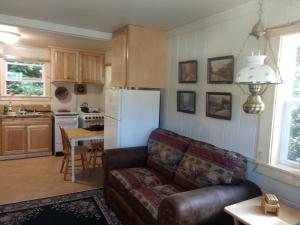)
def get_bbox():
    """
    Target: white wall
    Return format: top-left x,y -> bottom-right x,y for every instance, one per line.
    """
51,83 -> 104,112
162,0 -> 300,209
